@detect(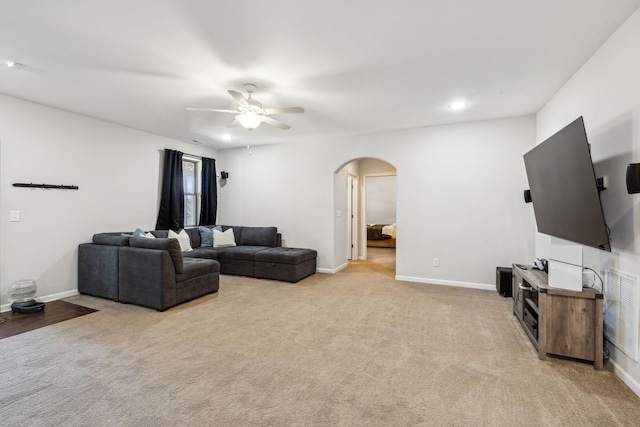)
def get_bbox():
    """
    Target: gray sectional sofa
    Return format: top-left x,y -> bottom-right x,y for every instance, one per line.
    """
78,225 -> 317,311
